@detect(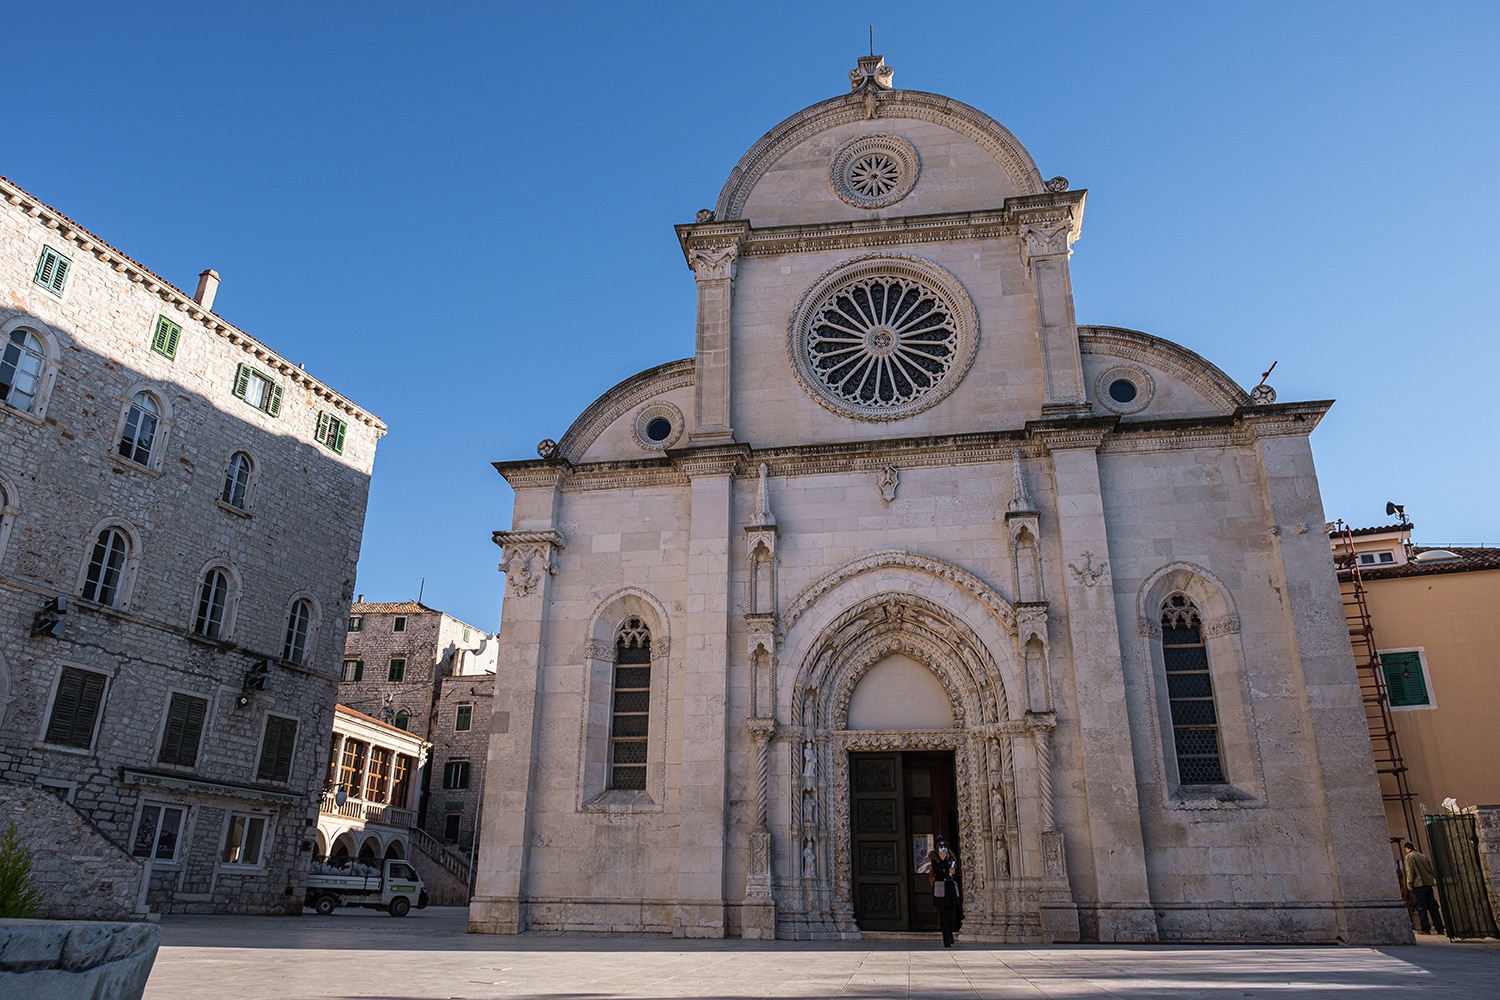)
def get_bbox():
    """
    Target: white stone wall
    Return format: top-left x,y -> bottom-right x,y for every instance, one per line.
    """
0,179 -> 382,916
